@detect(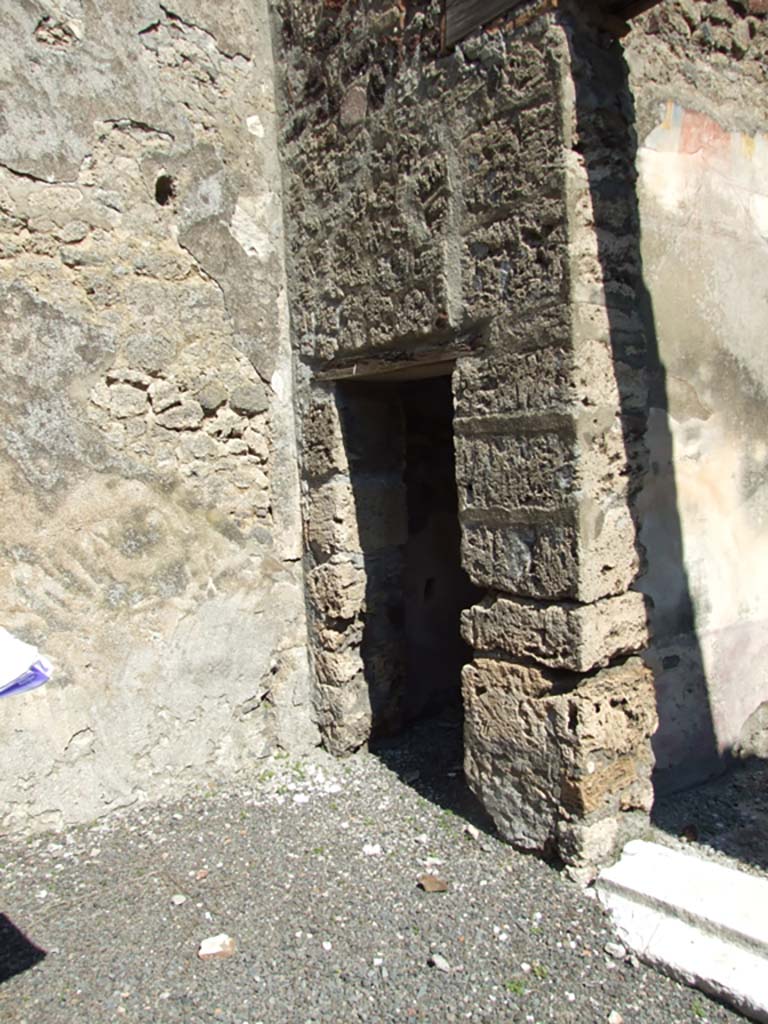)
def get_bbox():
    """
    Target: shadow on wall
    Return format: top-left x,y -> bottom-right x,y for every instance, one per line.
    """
565,24 -> 722,797
0,914 -> 46,984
